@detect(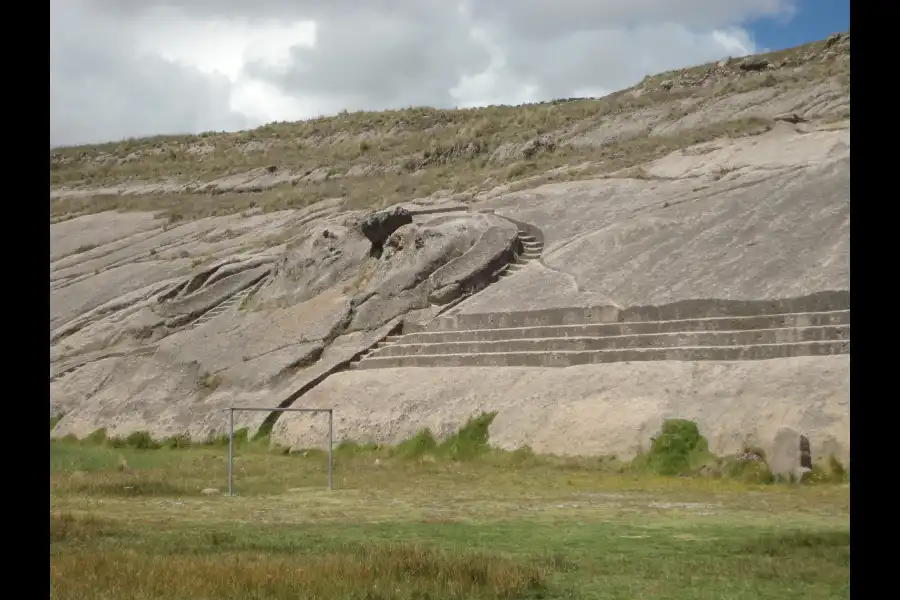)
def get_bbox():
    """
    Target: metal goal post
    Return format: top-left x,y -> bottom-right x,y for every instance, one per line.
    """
224,407 -> 333,496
